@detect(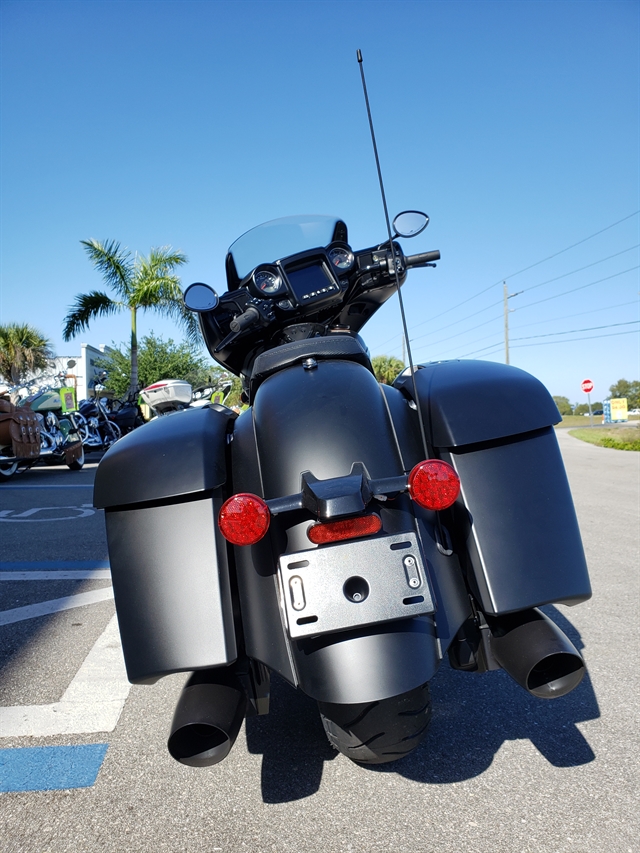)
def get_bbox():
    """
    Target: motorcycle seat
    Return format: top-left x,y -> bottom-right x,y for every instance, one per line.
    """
250,336 -> 373,400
